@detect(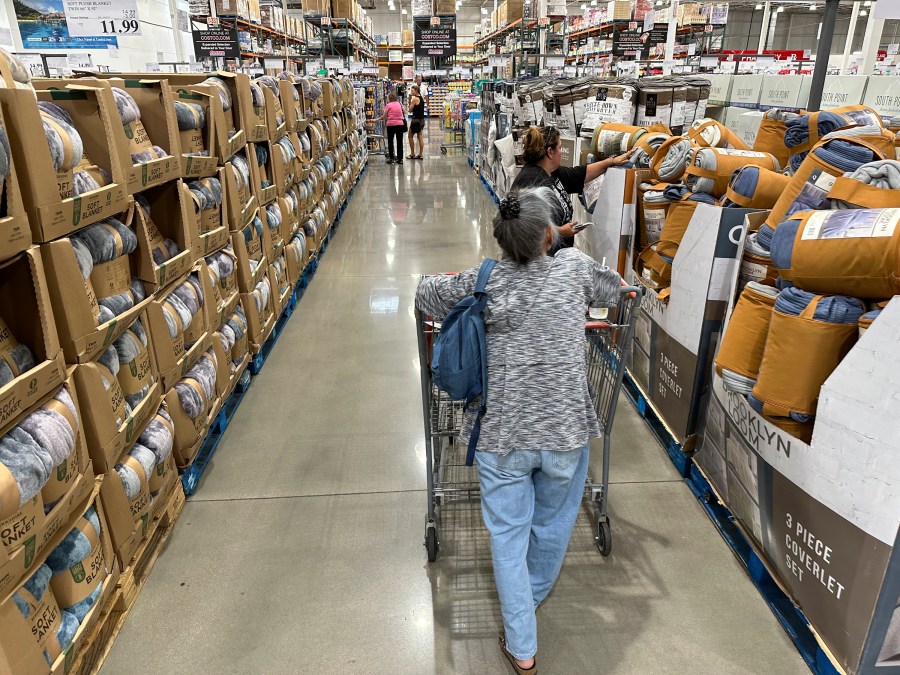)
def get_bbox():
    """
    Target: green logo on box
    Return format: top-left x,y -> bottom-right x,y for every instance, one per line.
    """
70,562 -> 86,583
23,537 -> 36,567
